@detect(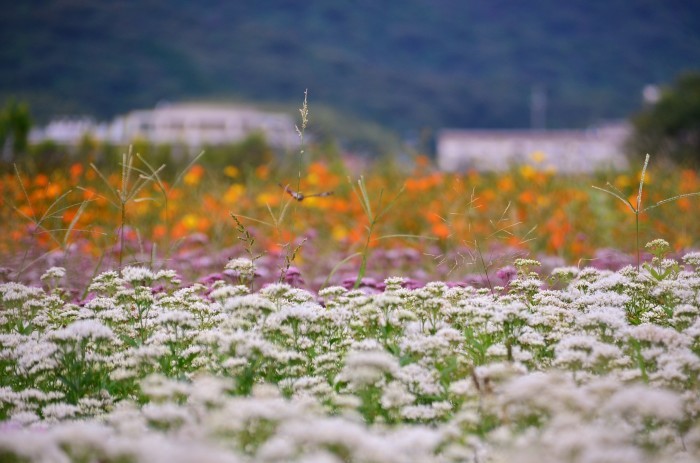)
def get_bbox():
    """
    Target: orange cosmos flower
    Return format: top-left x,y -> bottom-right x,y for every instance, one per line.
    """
183,164 -> 205,186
